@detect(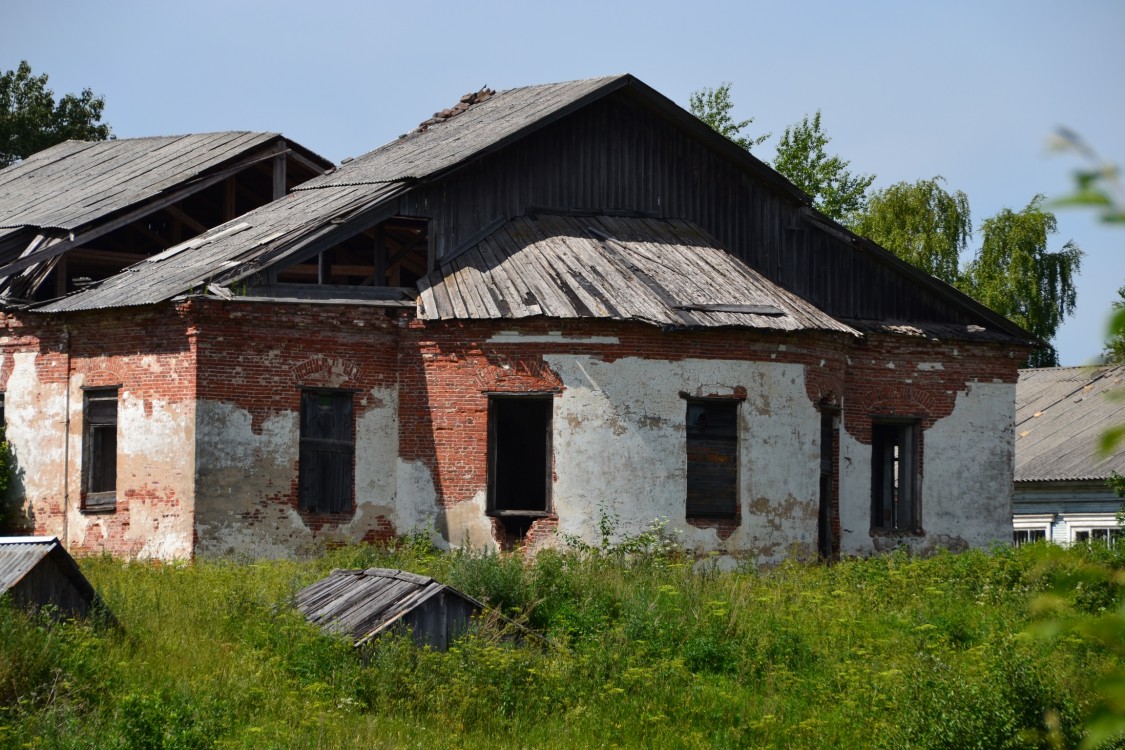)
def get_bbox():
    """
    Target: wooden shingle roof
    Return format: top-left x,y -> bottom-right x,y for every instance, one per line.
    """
419,213 -> 858,334
0,132 -> 321,232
